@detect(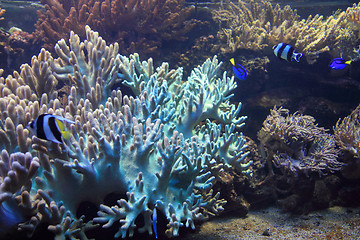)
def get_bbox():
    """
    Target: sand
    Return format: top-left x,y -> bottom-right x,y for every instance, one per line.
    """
181,206 -> 360,240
